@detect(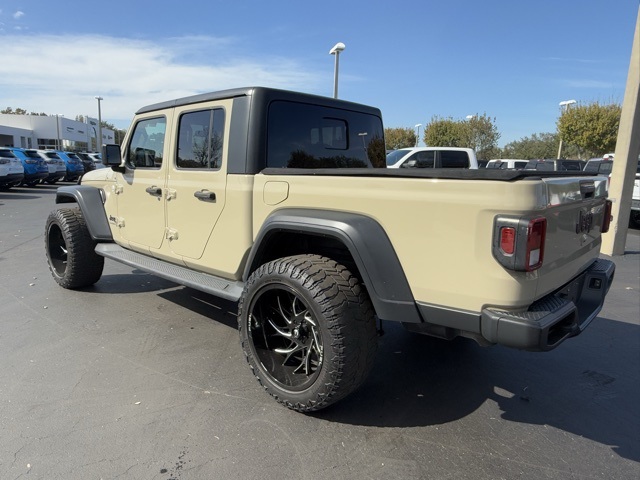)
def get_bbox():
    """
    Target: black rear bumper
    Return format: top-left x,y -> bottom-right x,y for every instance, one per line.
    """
481,258 -> 615,351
